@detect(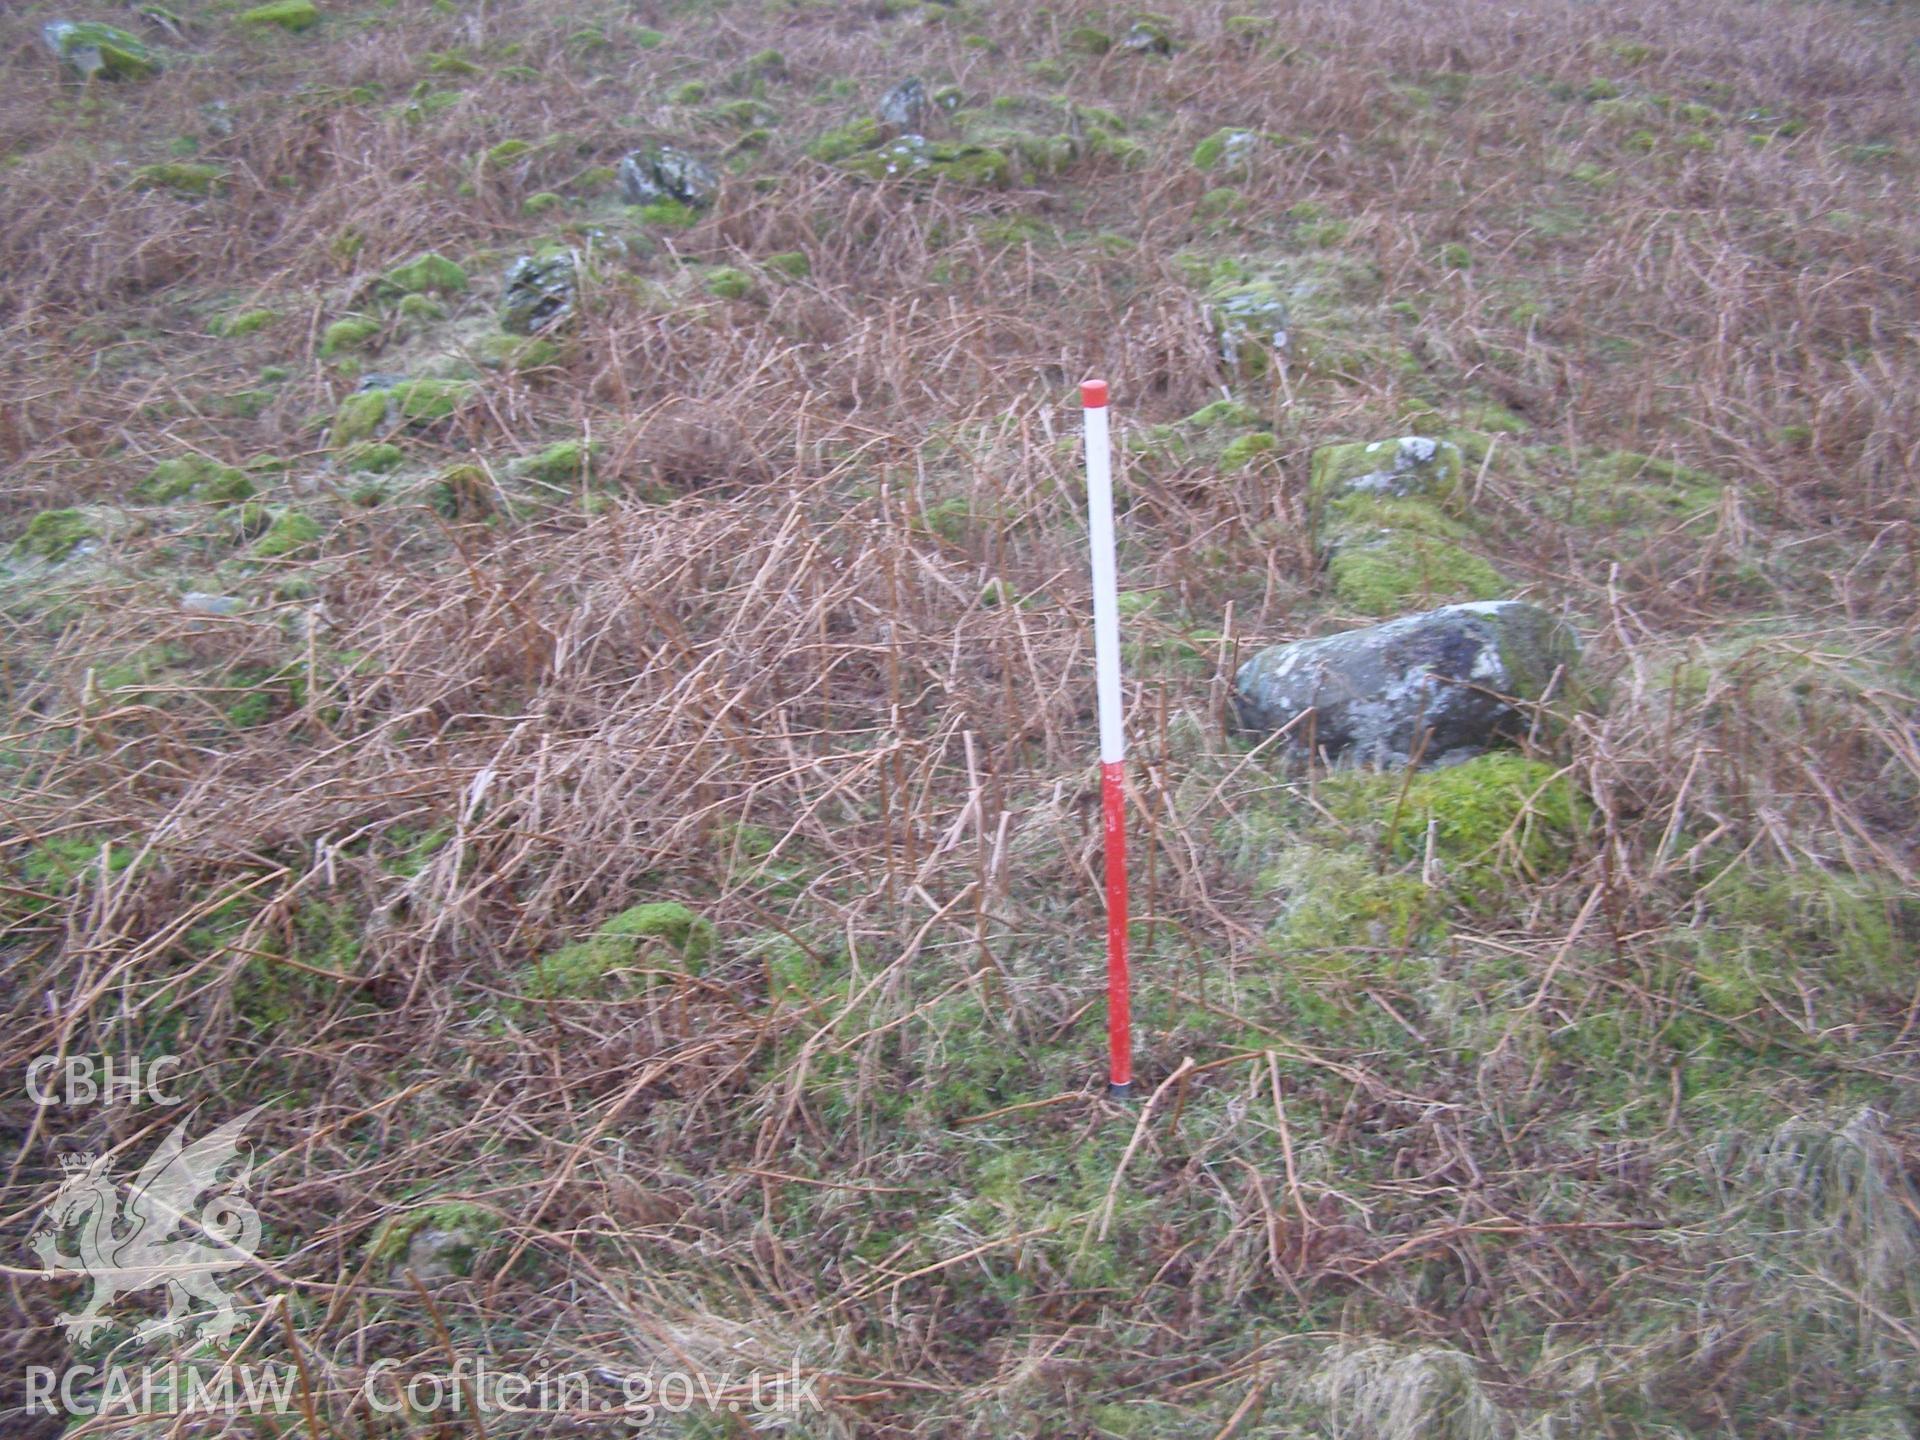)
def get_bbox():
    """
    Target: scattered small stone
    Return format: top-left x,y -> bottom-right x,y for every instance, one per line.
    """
877,77 -> 931,133
500,249 -> 578,336
1232,601 -> 1579,767
619,145 -> 719,209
